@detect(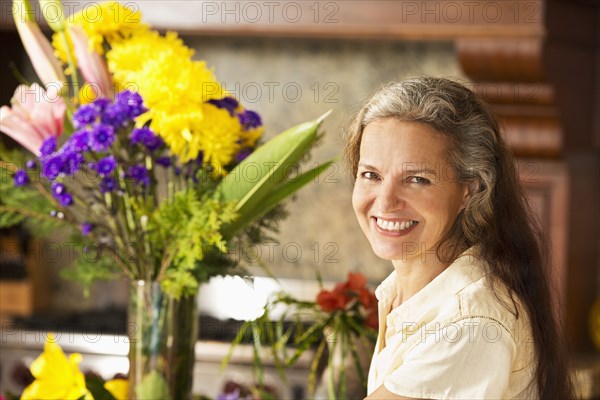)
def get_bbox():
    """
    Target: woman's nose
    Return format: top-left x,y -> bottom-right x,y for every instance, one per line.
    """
377,180 -> 406,211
